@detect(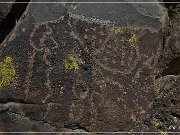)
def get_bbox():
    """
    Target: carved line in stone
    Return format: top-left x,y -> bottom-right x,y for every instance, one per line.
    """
96,30 -> 143,75
28,23 -> 59,102
40,25 -> 55,103
25,26 -> 39,98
